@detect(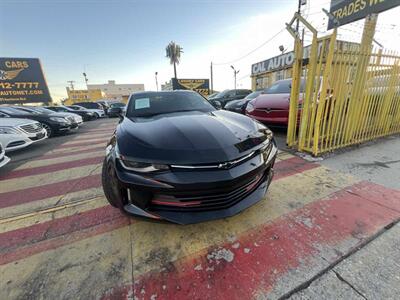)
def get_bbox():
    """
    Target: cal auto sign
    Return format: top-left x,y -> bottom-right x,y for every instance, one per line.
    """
251,52 -> 296,76
172,78 -> 210,97
0,58 -> 52,104
328,0 -> 400,30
